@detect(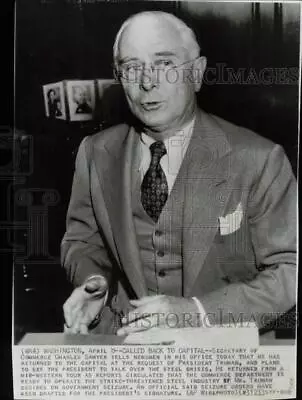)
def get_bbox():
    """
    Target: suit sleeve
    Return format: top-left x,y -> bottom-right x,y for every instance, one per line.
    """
199,144 -> 297,328
61,136 -> 112,287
